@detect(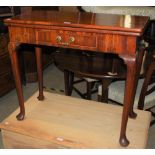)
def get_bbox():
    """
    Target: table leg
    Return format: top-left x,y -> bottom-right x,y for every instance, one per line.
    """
35,47 -> 44,100
129,50 -> 145,117
8,42 -> 25,120
64,70 -> 74,96
119,55 -> 138,146
101,79 -> 113,102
